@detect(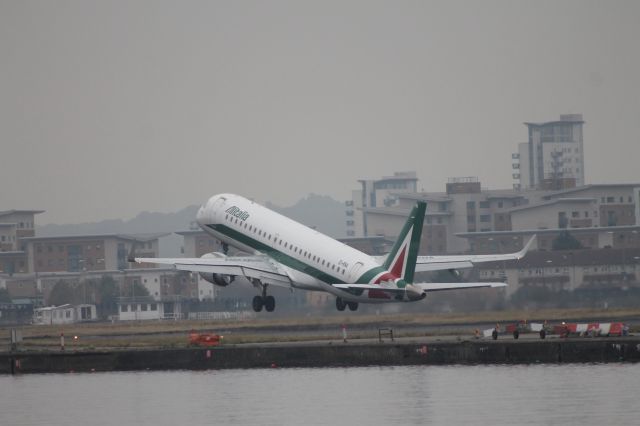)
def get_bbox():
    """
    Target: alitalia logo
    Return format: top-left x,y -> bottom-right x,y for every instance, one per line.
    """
226,206 -> 250,221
